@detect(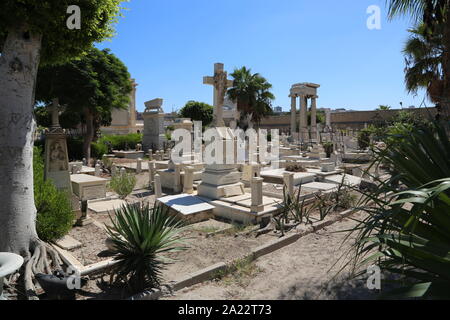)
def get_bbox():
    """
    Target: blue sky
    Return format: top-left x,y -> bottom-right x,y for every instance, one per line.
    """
97,0 -> 430,113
